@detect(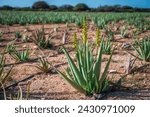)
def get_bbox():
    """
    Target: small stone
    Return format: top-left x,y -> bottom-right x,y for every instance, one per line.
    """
120,65 -> 124,68
33,45 -> 38,49
23,45 -> 27,48
54,27 -> 58,32
109,69 -> 117,73
24,29 -> 28,32
94,93 -> 106,100
121,42 -> 131,49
